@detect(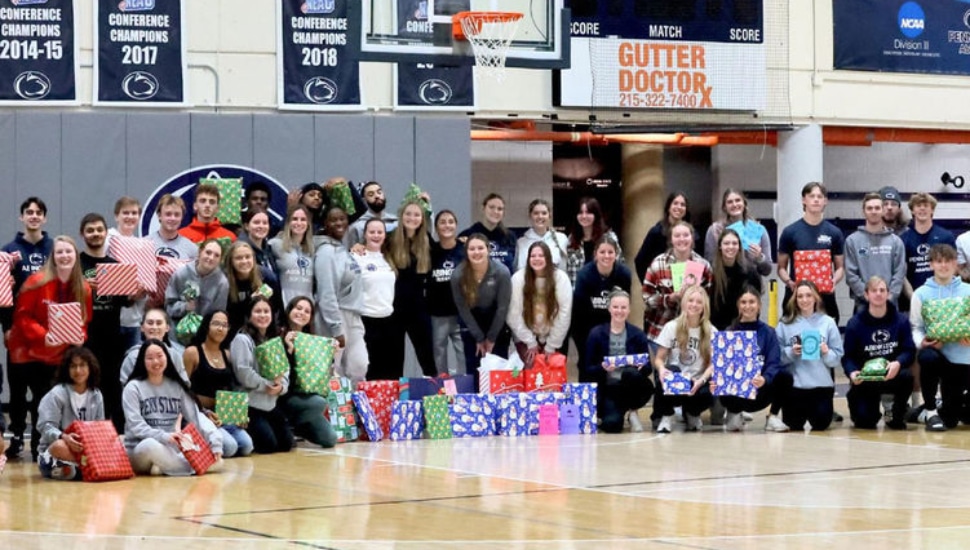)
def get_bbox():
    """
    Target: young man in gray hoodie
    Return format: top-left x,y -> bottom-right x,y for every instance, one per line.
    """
845,192 -> 907,314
